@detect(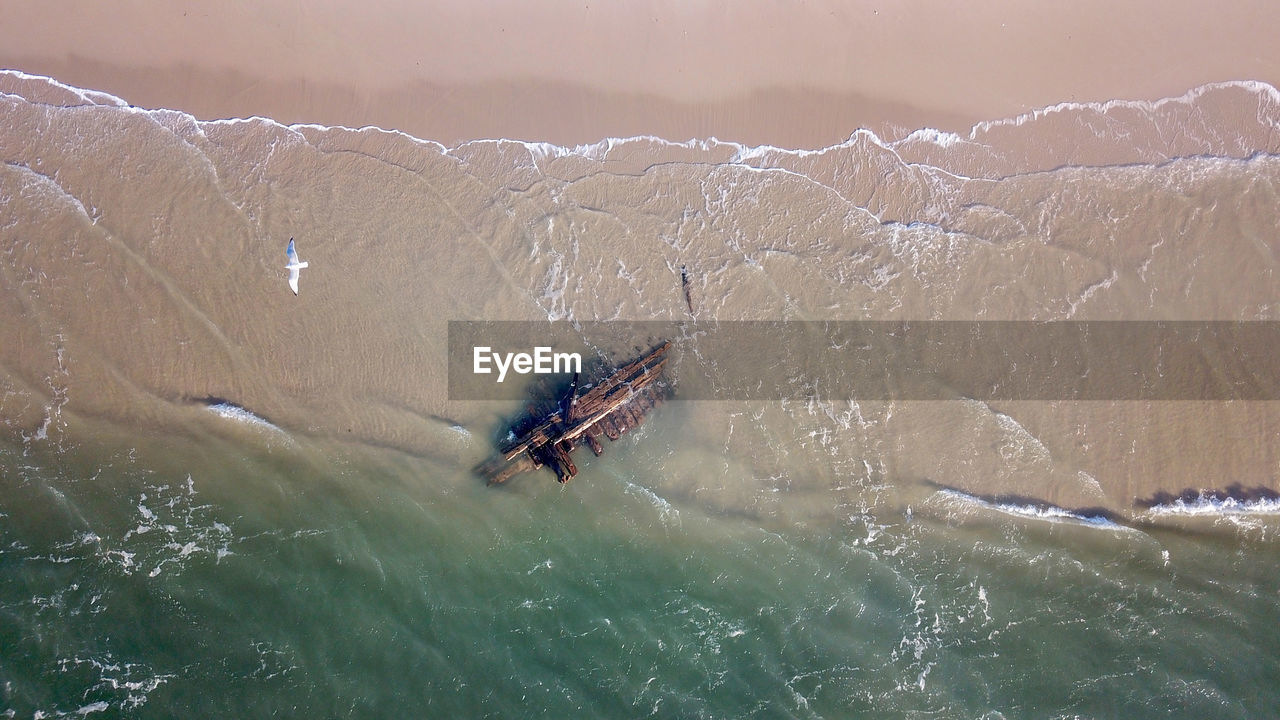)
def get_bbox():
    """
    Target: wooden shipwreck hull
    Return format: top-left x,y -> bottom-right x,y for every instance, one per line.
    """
476,342 -> 671,485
